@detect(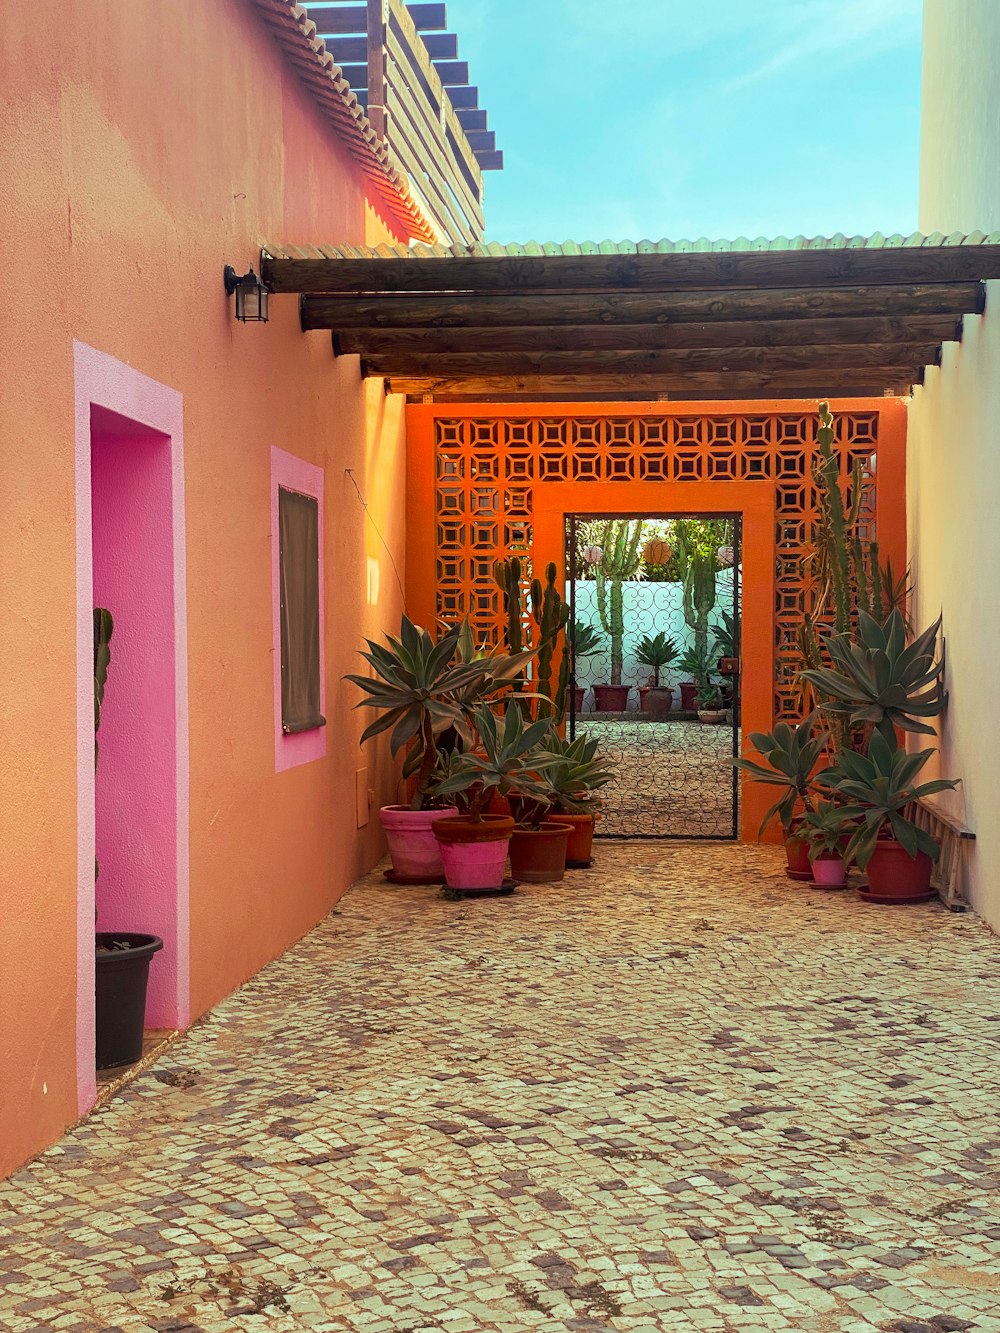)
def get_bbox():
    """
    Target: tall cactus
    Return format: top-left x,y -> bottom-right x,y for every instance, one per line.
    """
676,520 -> 721,668
494,556 -> 525,654
594,520 -> 643,685
530,562 -> 570,721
